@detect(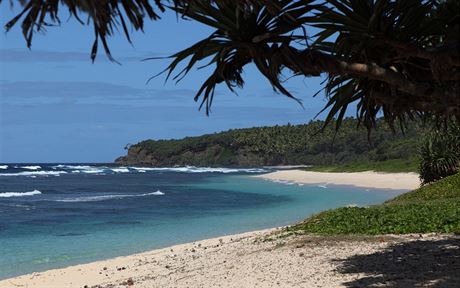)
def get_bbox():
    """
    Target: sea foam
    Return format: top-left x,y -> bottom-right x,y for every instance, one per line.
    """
49,165 -> 265,175
151,190 -> 165,196
130,166 -> 267,173
52,165 -> 94,170
79,169 -> 105,174
21,166 -> 42,170
56,190 -> 164,202
0,190 -> 42,198
53,165 -> 105,173
0,165 -> 7,170
0,171 -> 67,177
111,167 -> 130,173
